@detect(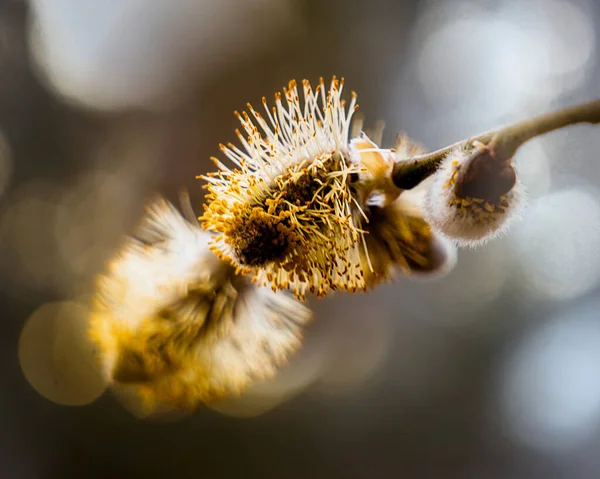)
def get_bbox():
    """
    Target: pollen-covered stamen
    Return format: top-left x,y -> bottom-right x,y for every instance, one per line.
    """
211,153 -> 364,297
200,77 -> 372,299
201,78 -> 427,299
232,157 -> 338,259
